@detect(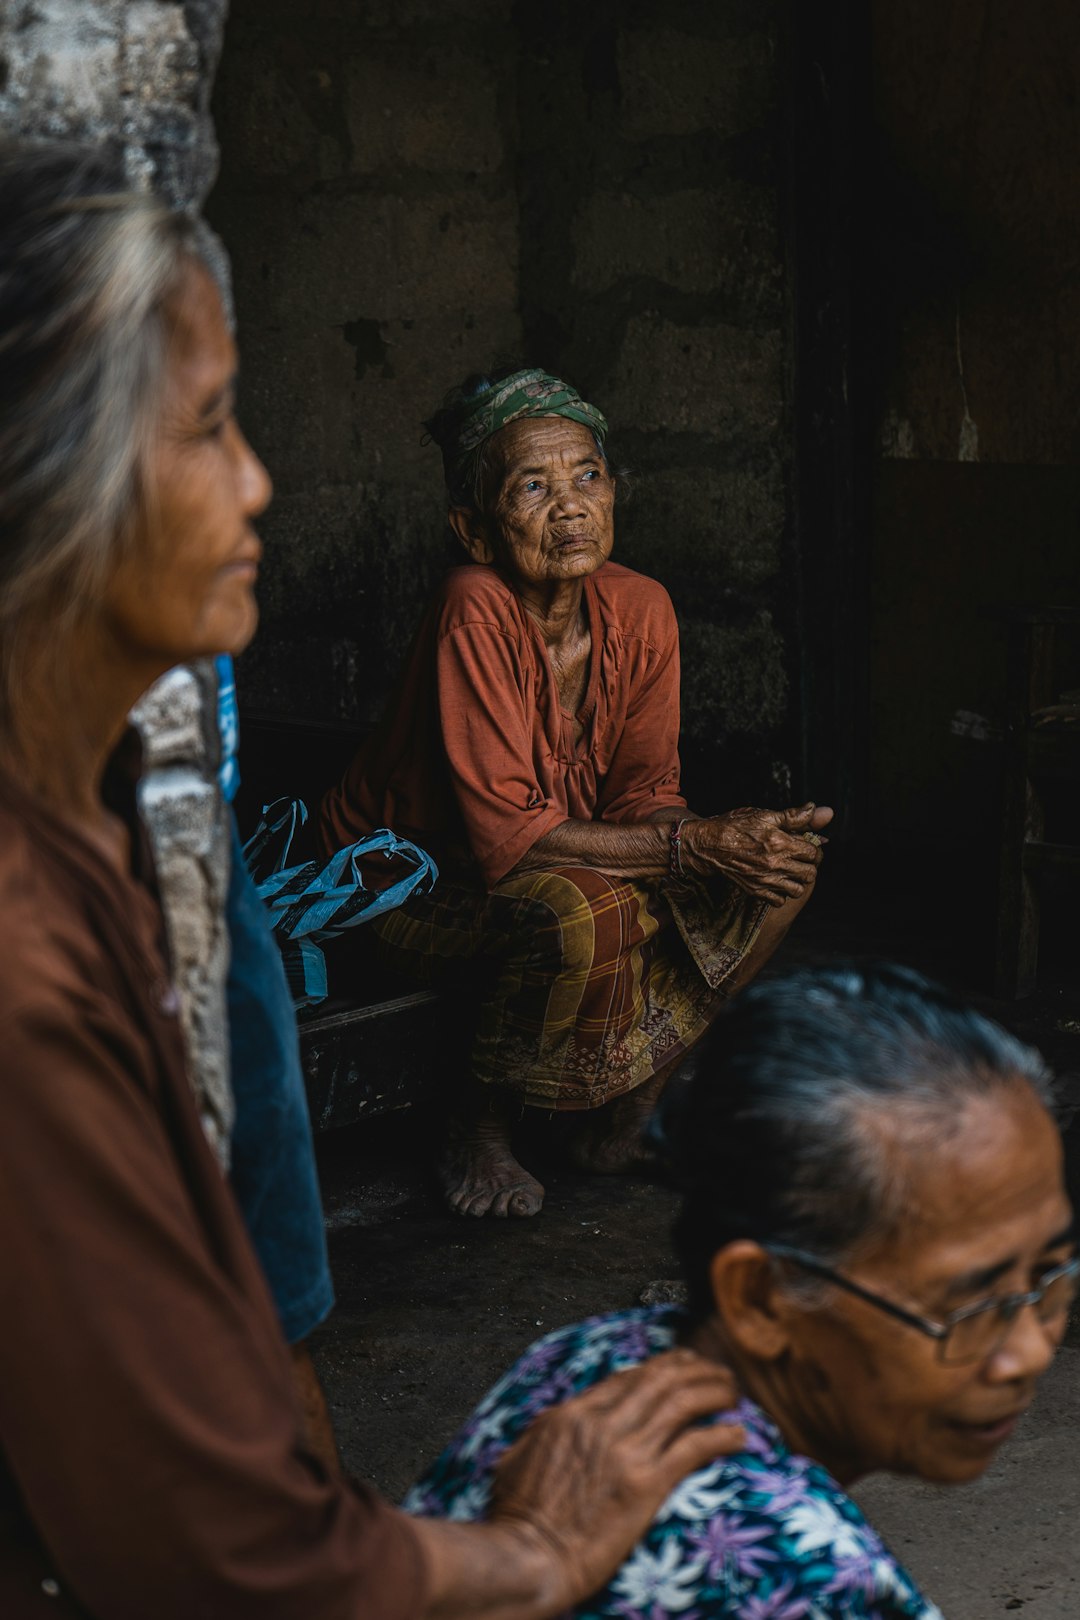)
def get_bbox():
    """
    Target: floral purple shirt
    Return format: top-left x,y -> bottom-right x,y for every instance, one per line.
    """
403,1306 -> 944,1620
